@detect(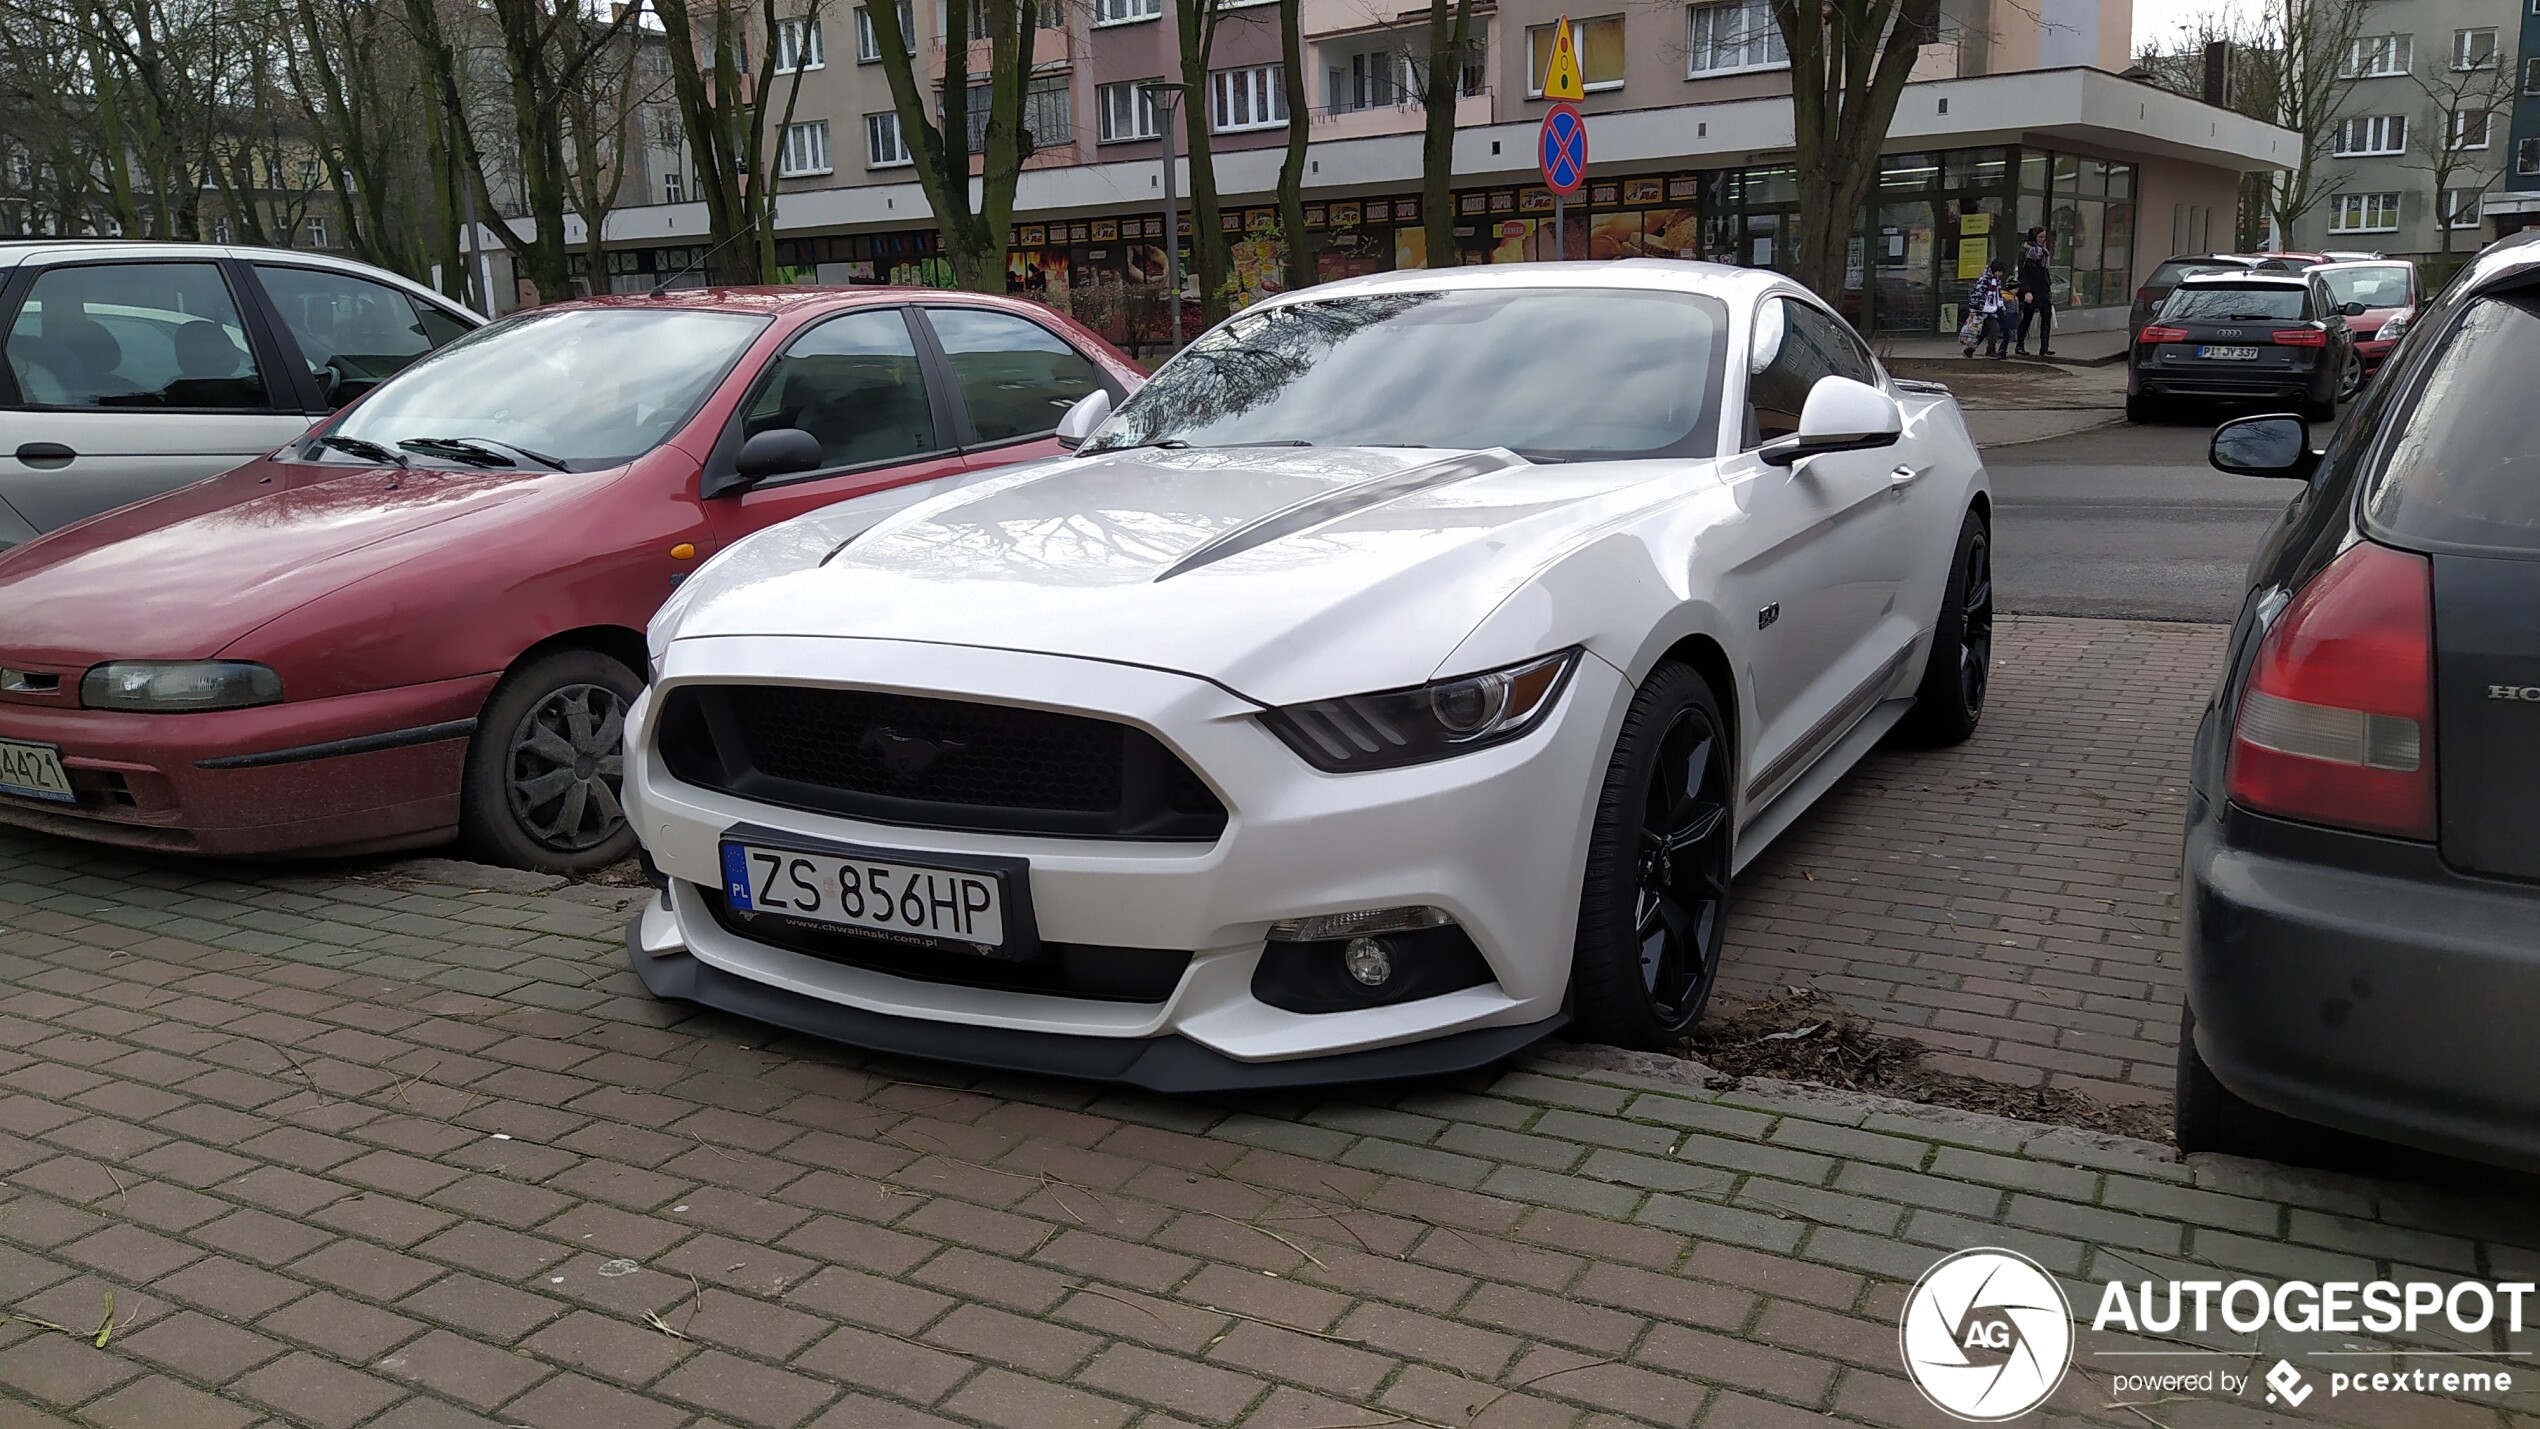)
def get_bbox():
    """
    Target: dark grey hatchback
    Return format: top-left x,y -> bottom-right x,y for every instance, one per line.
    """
2179,232 -> 2540,1170
2128,272 -> 2356,425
